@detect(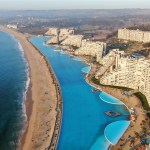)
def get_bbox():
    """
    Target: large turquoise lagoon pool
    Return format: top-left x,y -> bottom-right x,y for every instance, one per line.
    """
30,36 -> 130,150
